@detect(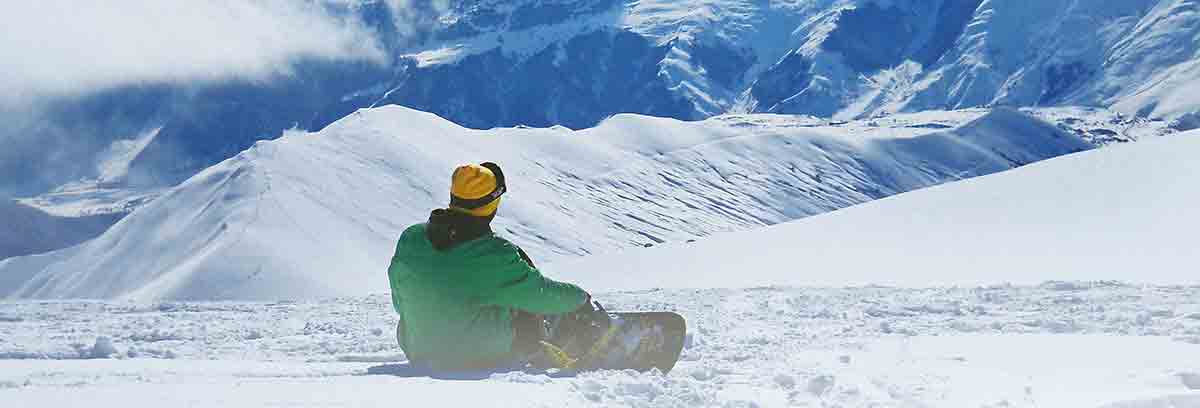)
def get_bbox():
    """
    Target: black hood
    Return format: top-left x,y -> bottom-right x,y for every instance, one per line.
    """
425,208 -> 494,251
